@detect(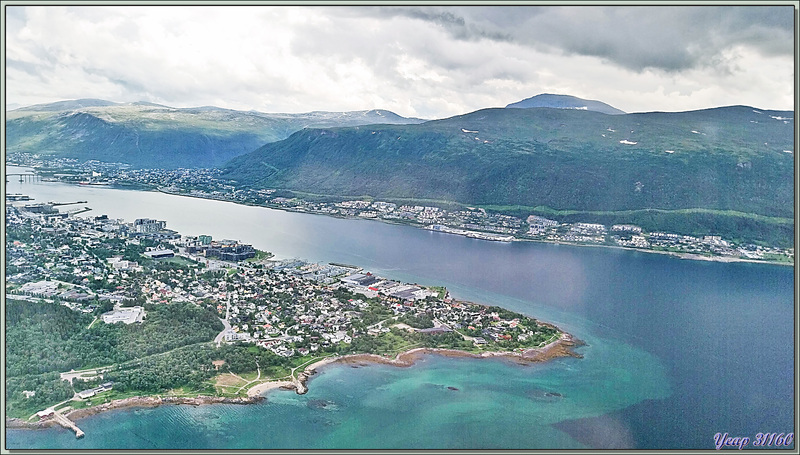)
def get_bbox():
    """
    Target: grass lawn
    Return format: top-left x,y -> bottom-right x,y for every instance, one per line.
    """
159,256 -> 199,267
245,249 -> 274,262
429,286 -> 447,299
762,253 -> 794,264
214,373 -> 249,388
237,371 -> 261,381
67,400 -> 91,410
90,389 -> 148,403
53,402 -> 74,411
